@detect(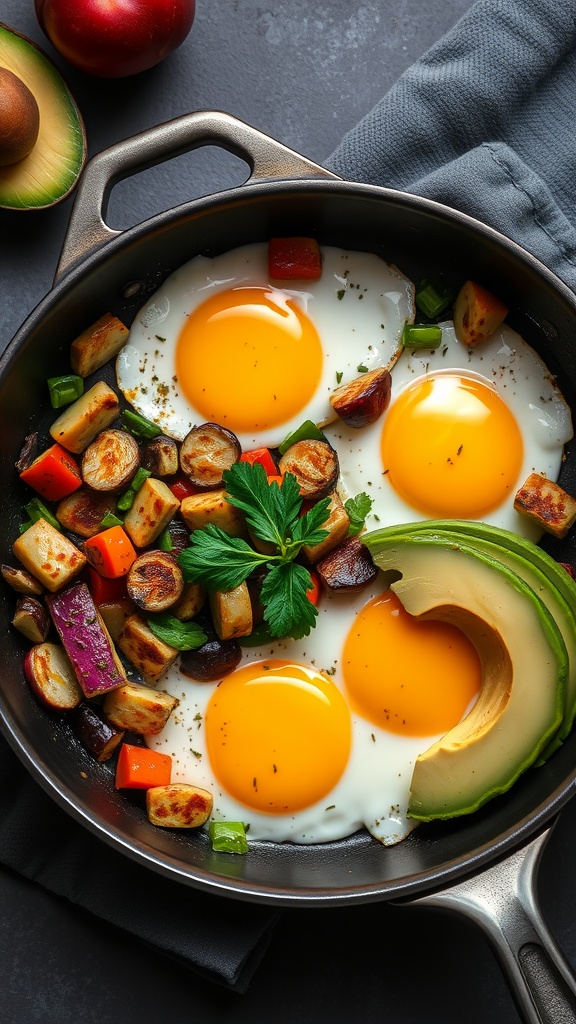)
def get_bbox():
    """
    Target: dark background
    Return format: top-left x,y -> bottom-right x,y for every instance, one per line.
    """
3,2 -> 576,1022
